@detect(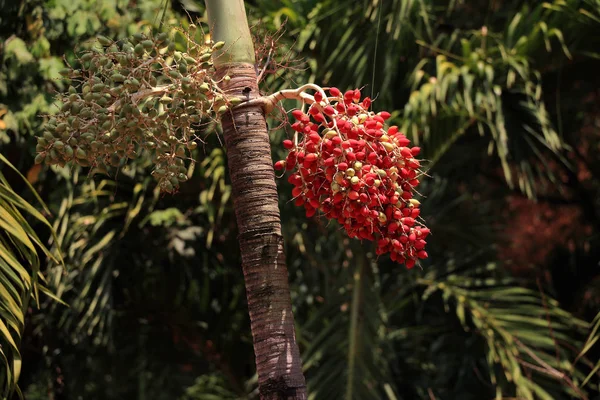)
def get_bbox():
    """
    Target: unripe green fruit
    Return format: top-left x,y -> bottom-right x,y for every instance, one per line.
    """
142,40 -> 153,50
92,83 -> 106,92
71,103 -> 82,114
133,33 -> 144,43
111,73 -> 126,83
168,70 -> 182,79
64,145 -> 74,157
134,43 -> 145,55
76,148 -> 87,159
34,154 -> 45,164
229,97 -> 242,106
156,32 -> 168,43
